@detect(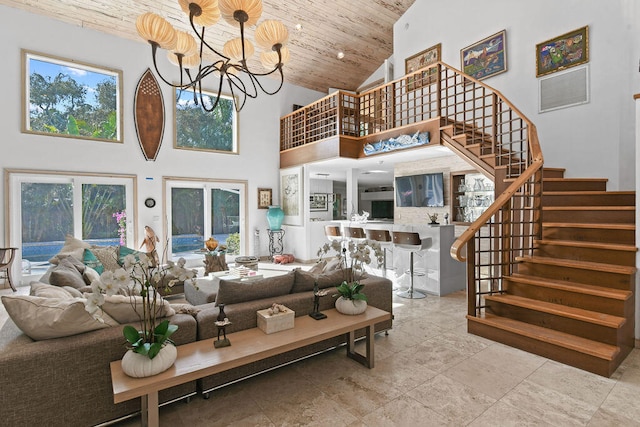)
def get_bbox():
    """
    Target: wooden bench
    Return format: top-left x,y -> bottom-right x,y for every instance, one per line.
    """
111,306 -> 392,427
